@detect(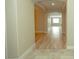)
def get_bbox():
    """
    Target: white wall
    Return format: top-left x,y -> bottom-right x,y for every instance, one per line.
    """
67,0 -> 74,48
17,0 -> 35,56
6,0 -> 35,59
6,0 -> 18,58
